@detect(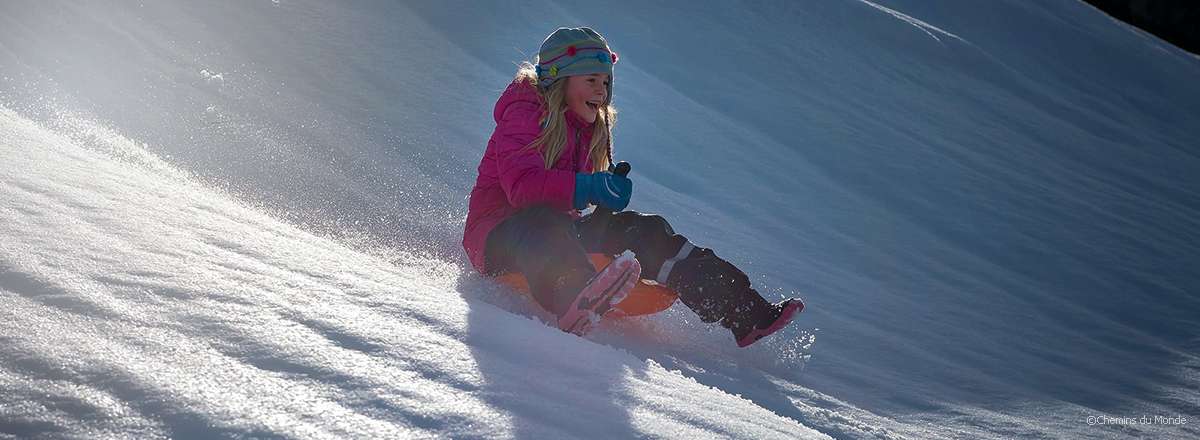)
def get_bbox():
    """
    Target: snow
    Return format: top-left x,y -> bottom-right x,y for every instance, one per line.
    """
0,107 -> 822,438
3,0 -> 1199,439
